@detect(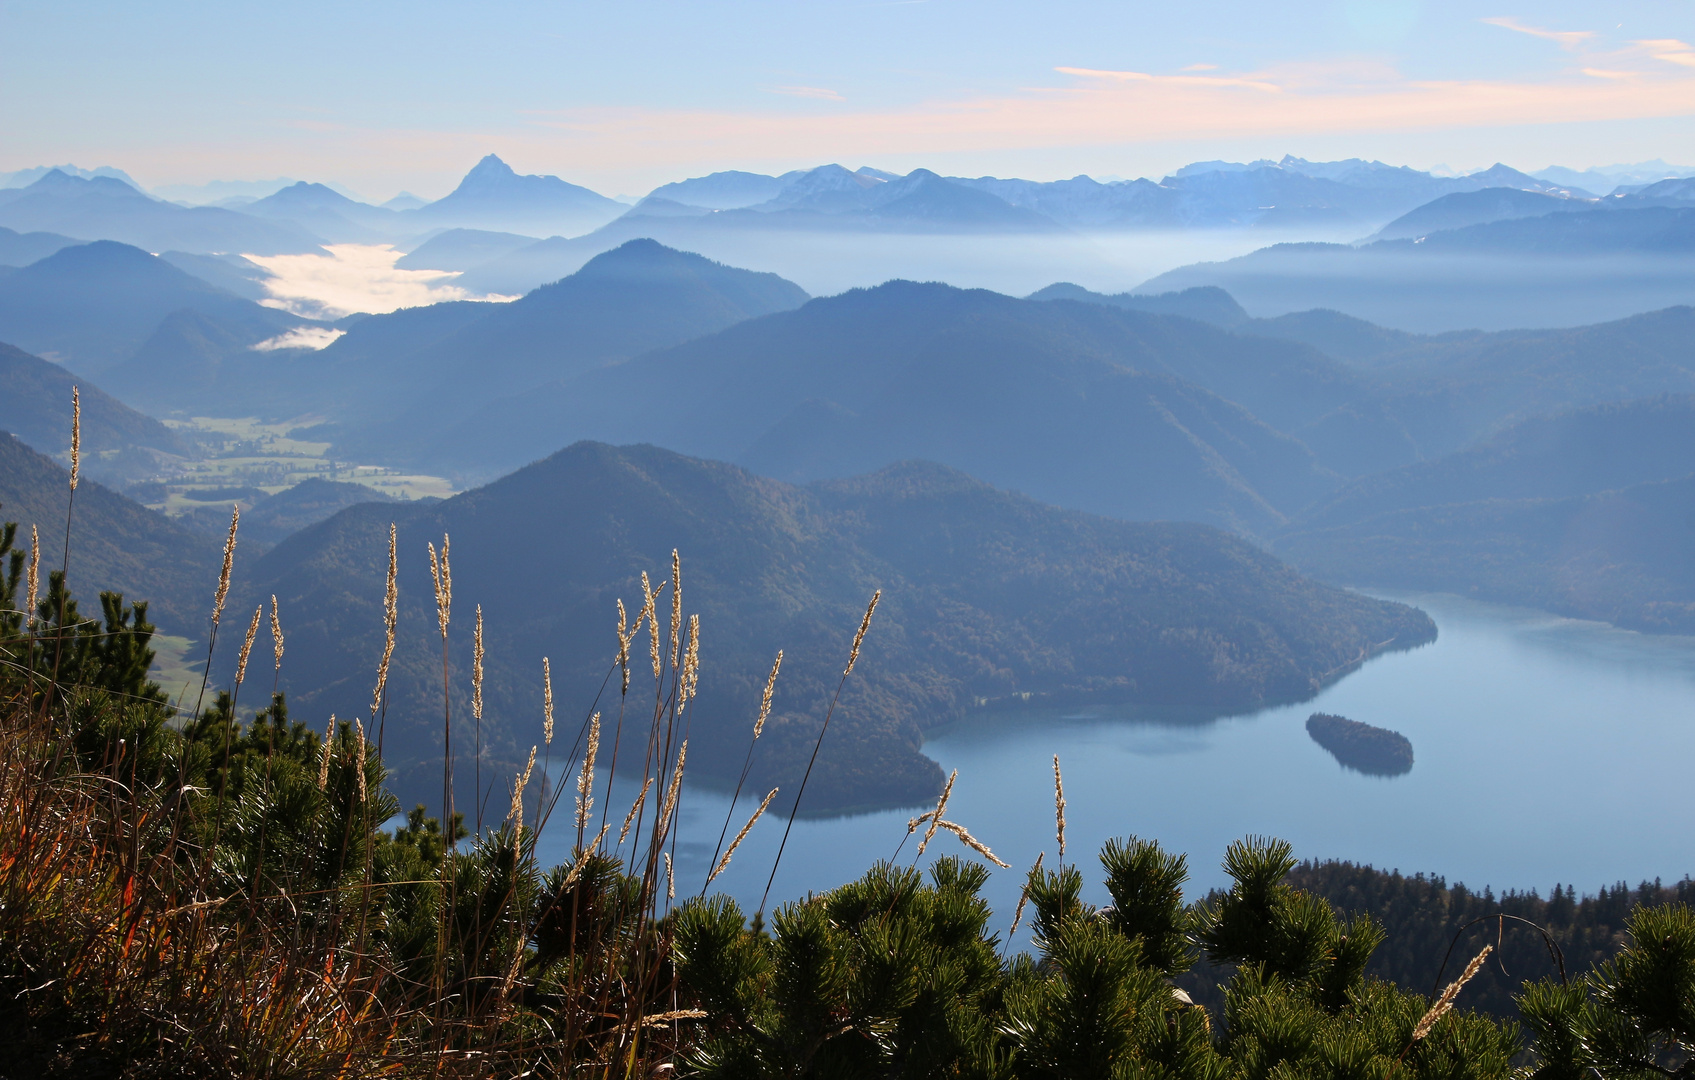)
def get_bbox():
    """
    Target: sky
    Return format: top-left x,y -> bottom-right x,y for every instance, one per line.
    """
4,0 -> 1695,200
